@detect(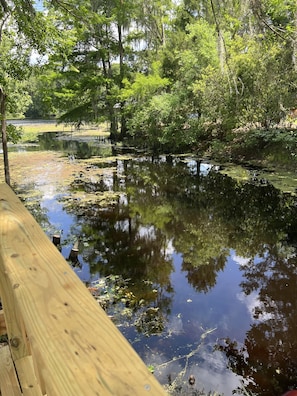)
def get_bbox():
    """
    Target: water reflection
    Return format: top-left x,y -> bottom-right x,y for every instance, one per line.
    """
57,153 -> 297,394
12,132 -> 297,395
38,132 -> 112,159
217,245 -> 297,396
